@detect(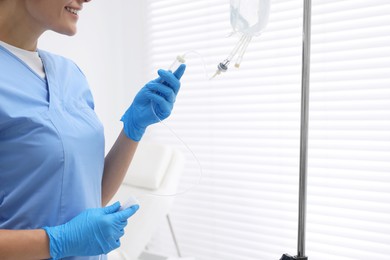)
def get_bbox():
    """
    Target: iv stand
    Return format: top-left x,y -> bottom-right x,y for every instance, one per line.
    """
280,0 -> 311,259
